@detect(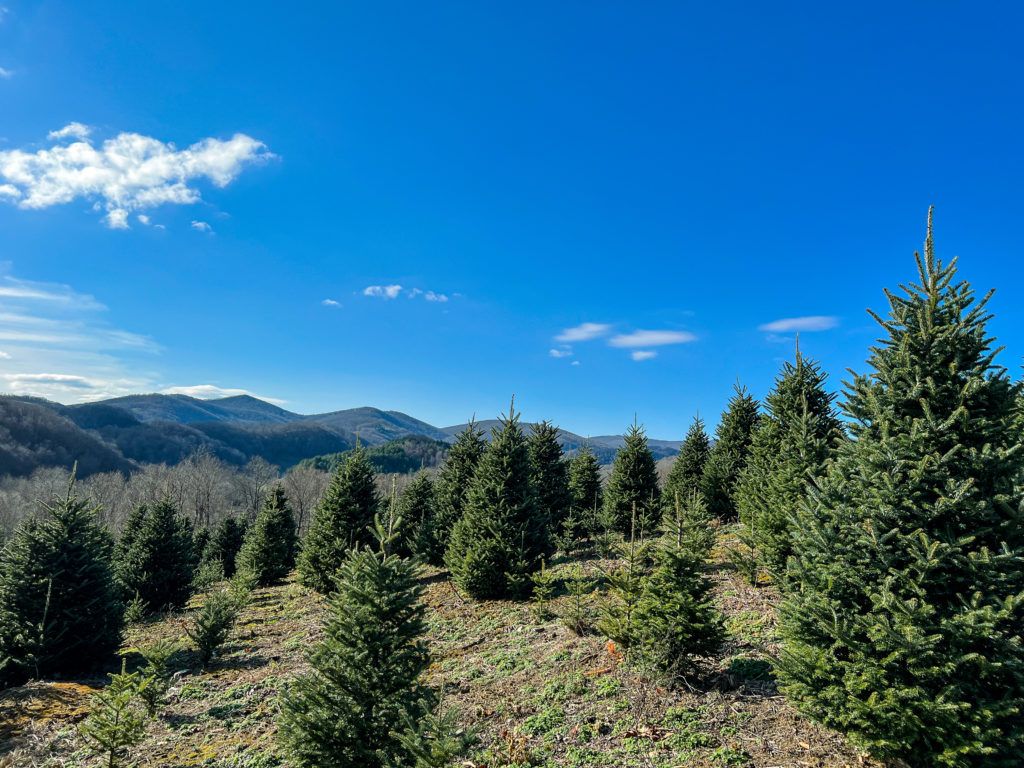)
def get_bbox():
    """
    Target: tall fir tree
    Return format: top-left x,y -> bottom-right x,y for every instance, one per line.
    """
279,516 -> 433,768
663,416 -> 711,515
527,421 -> 571,551
236,485 -> 298,586
446,401 -> 545,599
701,384 -> 760,521
778,215 -> 1024,766
204,516 -> 247,579
113,500 -> 197,614
735,349 -> 842,576
297,445 -> 380,594
396,472 -> 437,560
0,477 -> 123,687
430,420 -> 485,564
568,444 -> 603,520
602,421 -> 661,535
